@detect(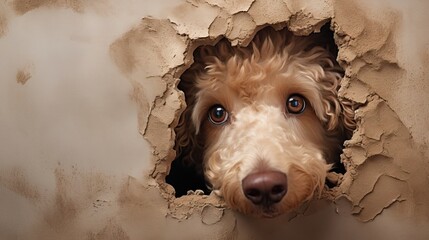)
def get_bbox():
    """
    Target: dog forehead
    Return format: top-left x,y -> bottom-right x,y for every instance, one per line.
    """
230,81 -> 277,104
